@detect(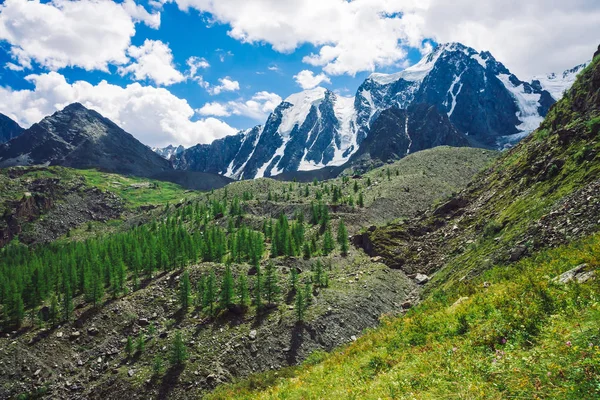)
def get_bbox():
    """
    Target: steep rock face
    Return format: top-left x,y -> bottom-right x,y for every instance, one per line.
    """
361,43 -> 555,147
0,103 -> 171,177
349,104 -> 469,170
172,133 -> 245,175
174,88 -> 359,179
152,144 -> 185,160
0,113 -> 24,144
174,43 -> 564,180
